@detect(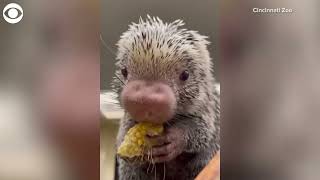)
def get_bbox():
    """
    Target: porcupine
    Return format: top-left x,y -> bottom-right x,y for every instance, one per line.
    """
112,16 -> 220,180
